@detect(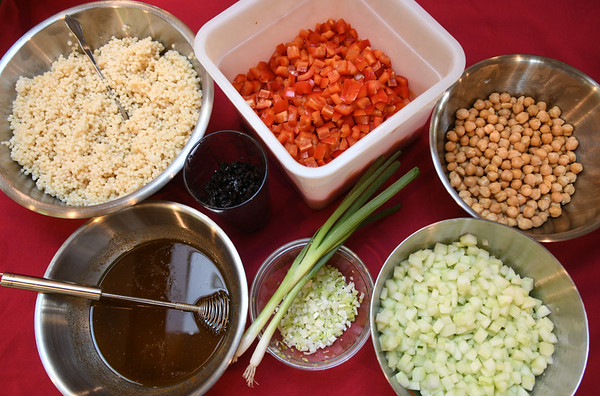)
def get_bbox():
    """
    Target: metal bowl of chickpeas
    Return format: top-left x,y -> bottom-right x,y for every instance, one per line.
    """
430,54 -> 600,242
